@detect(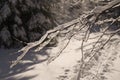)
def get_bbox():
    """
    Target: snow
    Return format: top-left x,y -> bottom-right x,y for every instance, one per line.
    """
0,32 -> 120,80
